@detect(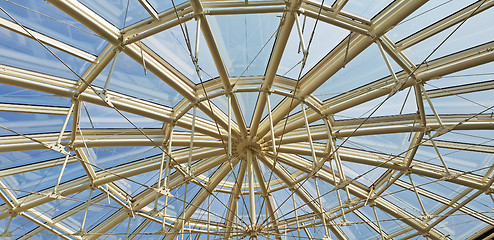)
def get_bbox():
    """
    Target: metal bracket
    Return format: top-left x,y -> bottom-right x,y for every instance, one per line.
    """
45,143 -> 69,155
432,124 -> 455,138
74,229 -> 87,237
155,187 -> 174,198
94,89 -> 114,108
0,232 -> 12,237
335,179 -> 351,190
440,172 -> 459,181
45,191 -> 63,199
